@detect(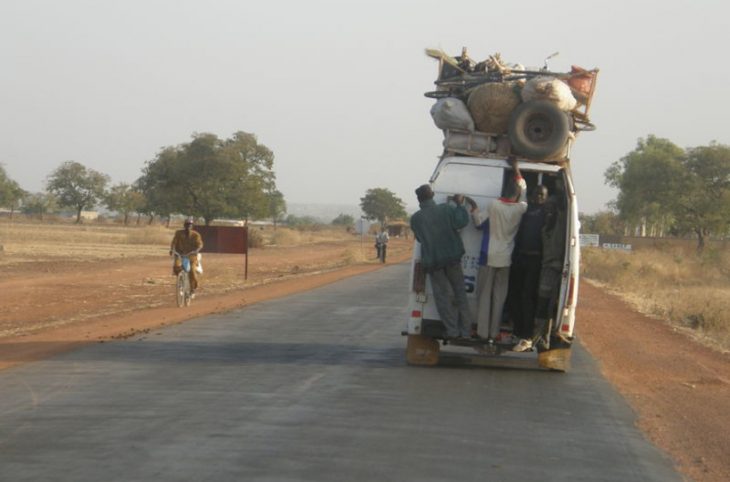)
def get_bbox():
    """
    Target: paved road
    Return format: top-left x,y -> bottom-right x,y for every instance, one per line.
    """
0,264 -> 681,482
